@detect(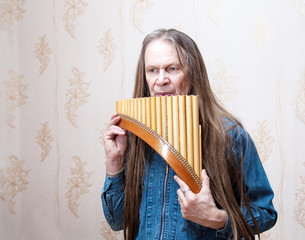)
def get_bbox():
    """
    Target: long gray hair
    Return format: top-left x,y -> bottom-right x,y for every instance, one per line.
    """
124,29 -> 258,240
